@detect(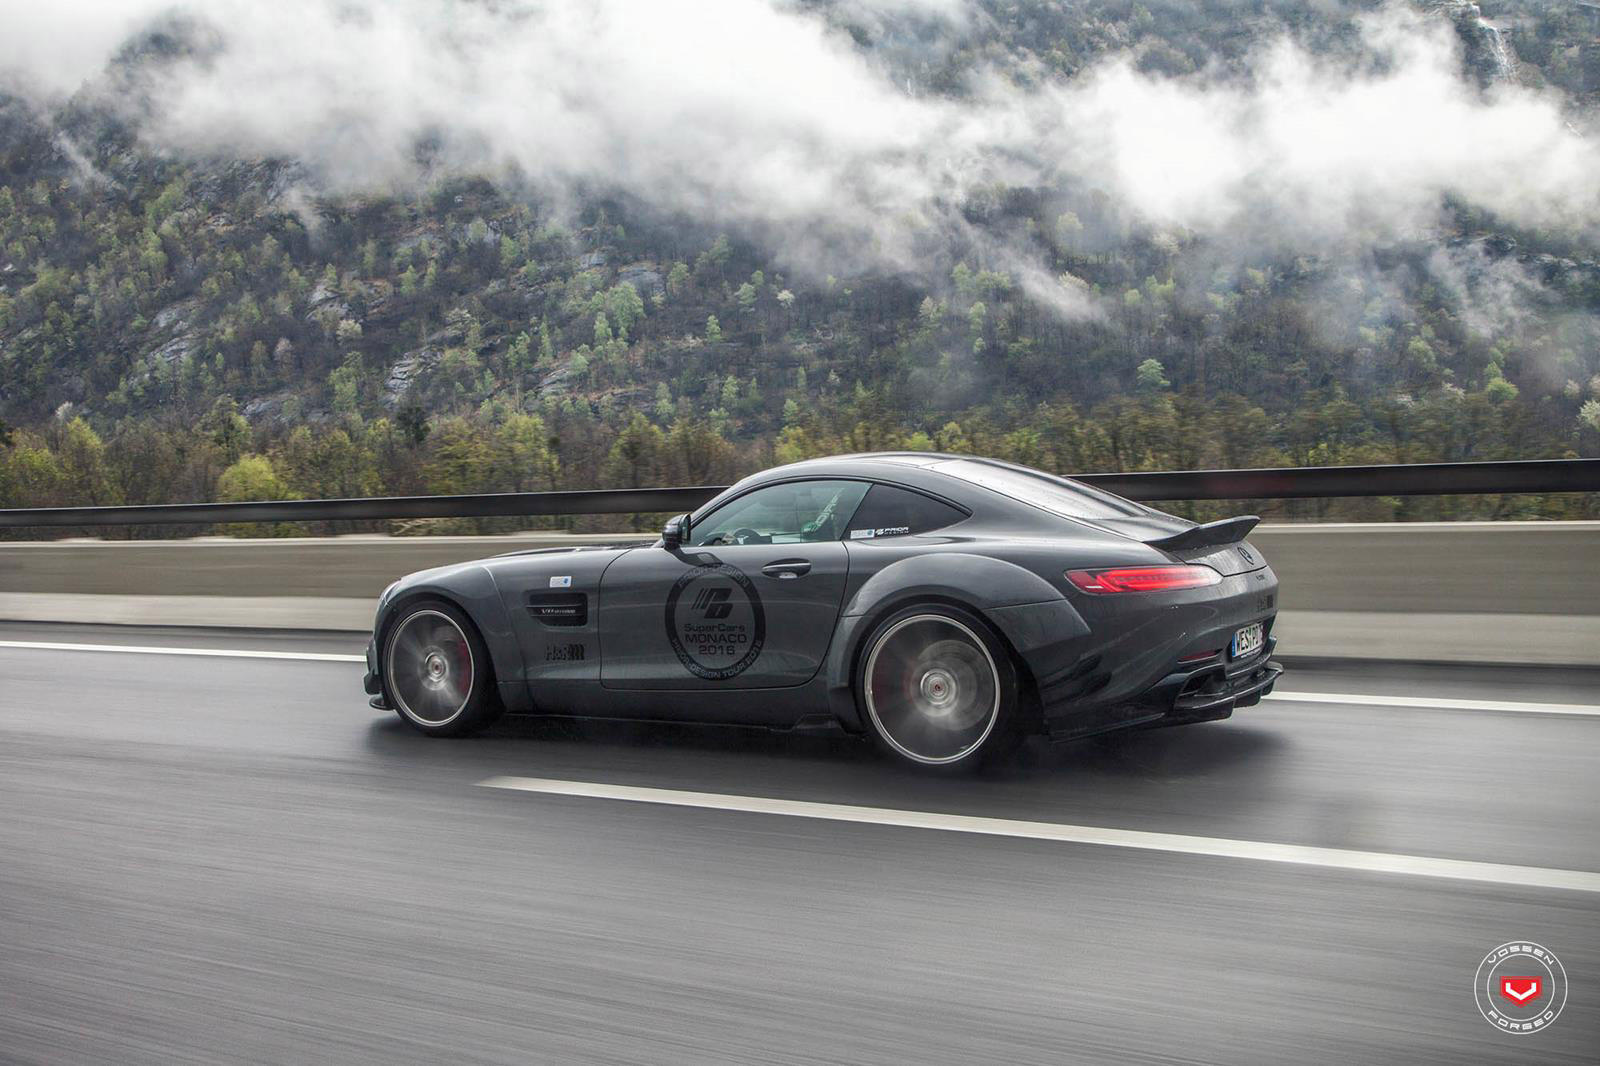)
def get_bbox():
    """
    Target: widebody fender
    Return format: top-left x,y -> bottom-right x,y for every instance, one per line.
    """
824,551 -> 1091,731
